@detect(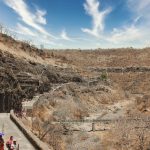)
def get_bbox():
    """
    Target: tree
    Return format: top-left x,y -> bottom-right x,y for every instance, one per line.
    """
0,24 -> 4,33
111,116 -> 150,150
